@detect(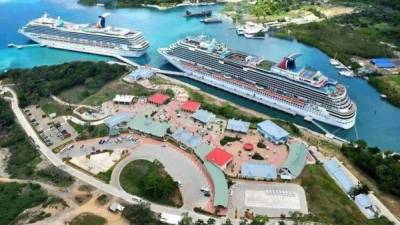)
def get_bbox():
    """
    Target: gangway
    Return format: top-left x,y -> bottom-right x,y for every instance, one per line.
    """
8,43 -> 43,49
310,118 -> 330,135
110,54 -> 140,67
153,68 -> 186,76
